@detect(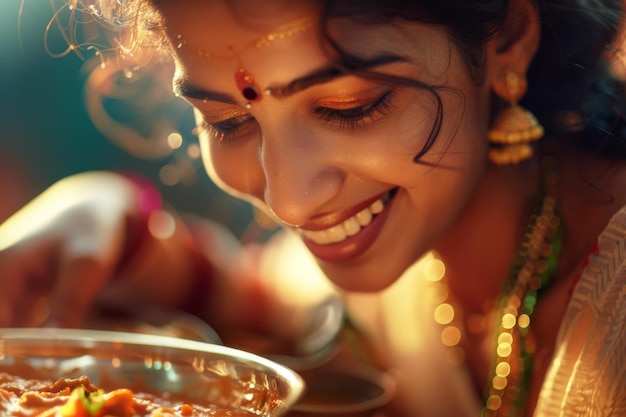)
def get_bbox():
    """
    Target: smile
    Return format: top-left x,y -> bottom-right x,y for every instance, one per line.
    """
299,190 -> 395,245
